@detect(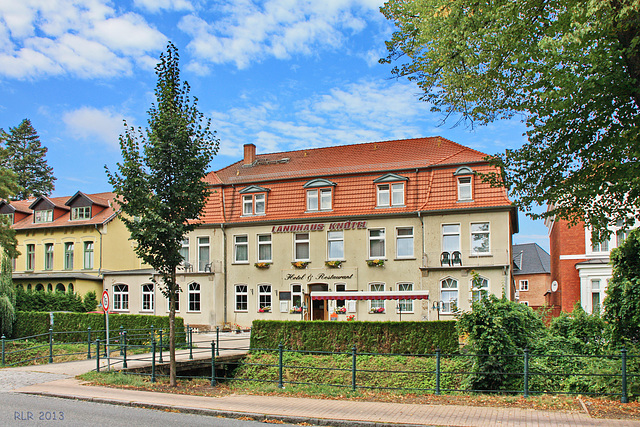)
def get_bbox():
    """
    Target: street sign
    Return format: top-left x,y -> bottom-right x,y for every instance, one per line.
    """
101,290 -> 110,311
